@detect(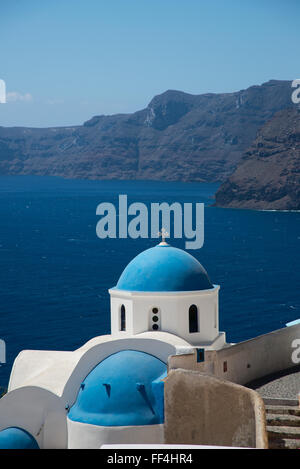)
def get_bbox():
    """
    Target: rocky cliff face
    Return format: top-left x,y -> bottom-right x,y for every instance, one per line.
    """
215,107 -> 300,210
0,80 -> 294,182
